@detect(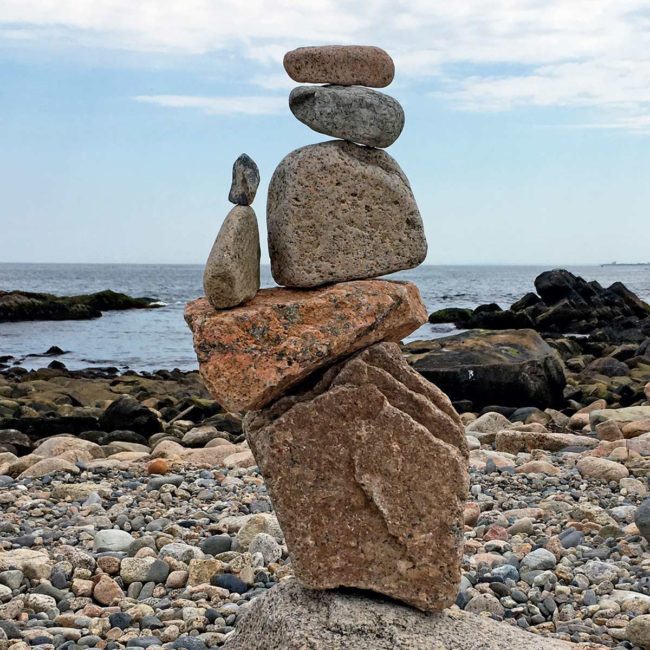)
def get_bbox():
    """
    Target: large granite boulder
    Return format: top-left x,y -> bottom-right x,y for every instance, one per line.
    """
223,578 -> 578,650
185,280 -> 426,412
267,140 -> 427,288
244,342 -> 468,612
404,329 -> 566,410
